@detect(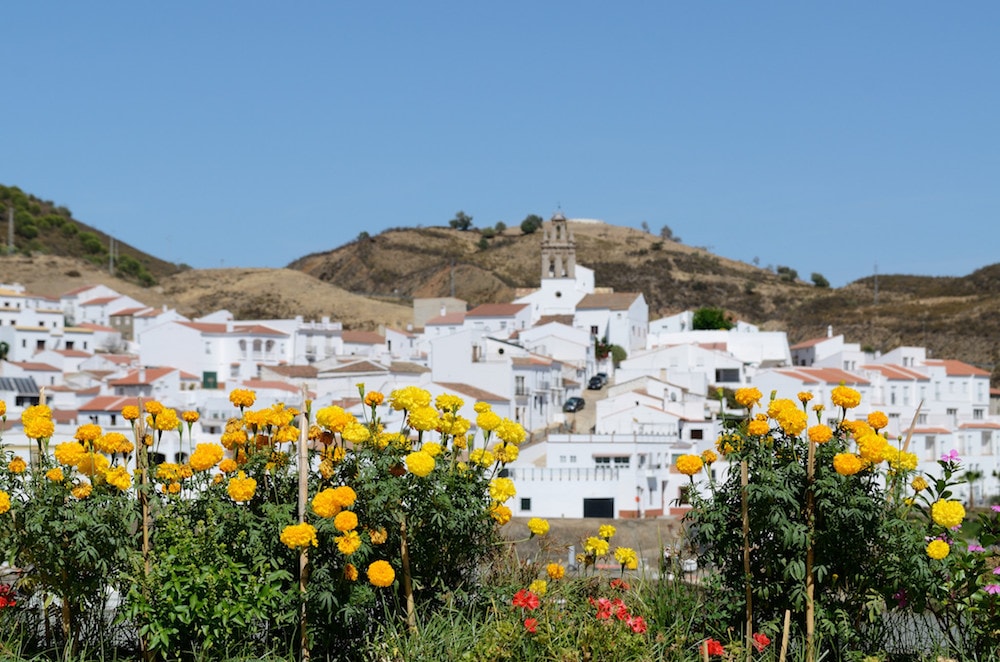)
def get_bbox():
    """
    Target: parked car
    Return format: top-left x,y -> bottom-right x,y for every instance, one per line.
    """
562,397 -> 585,412
595,372 -> 608,386
587,376 -> 604,390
